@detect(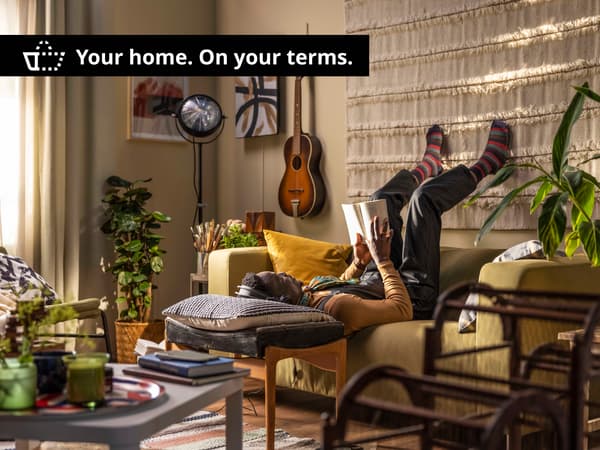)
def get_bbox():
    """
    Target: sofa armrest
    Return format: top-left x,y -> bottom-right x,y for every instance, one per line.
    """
475,255 -> 600,383
478,254 -> 599,292
208,247 -> 273,295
